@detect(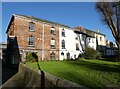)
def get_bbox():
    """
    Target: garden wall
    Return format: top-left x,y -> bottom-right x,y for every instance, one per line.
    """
2,63 -> 87,89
